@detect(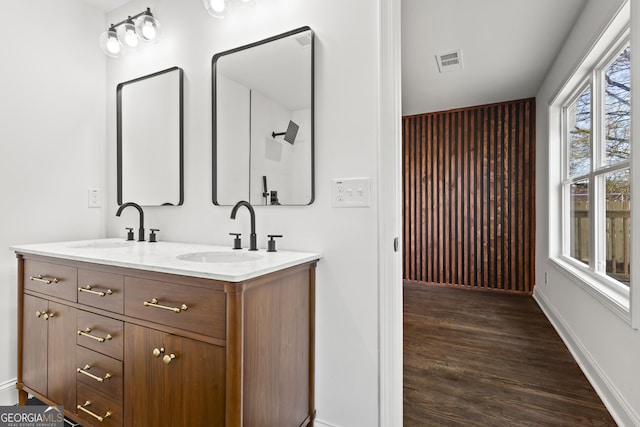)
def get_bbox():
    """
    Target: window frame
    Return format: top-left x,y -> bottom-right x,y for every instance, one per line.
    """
554,26 -> 632,320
